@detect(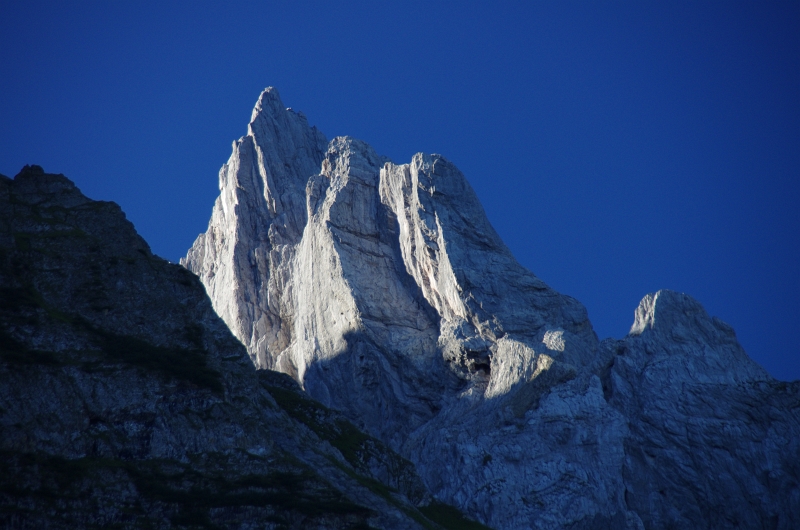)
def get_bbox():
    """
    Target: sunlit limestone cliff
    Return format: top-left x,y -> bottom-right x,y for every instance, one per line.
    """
185,88 -> 800,530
